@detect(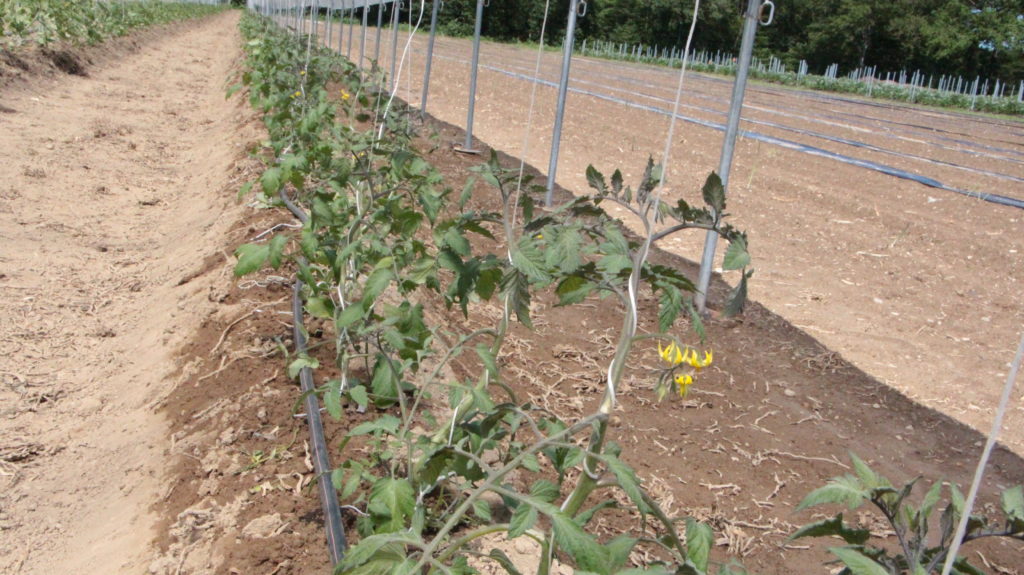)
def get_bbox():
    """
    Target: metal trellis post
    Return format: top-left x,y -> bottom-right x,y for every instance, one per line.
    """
461,0 -> 486,151
375,1 -> 383,66
694,0 -> 769,314
545,0 -> 585,205
420,0 -> 442,115
360,0 -> 368,70
389,0 -> 400,92
346,0 -> 354,57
